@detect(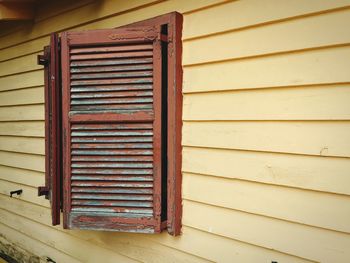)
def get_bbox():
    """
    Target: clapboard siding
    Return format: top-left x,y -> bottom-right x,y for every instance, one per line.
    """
0,151 -> 44,172
183,46 -> 350,93
183,173 -> 350,233
184,8 -> 350,65
0,87 -> 44,106
183,0 -> 350,40
184,84 -> 350,120
0,165 -> 44,187
0,223 -> 81,263
183,121 -> 350,157
0,105 -> 44,121
0,121 -> 44,137
183,147 -> 350,196
0,71 -> 43,92
183,201 -> 350,263
0,53 -> 41,77
0,0 -> 349,262
0,194 -> 311,263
